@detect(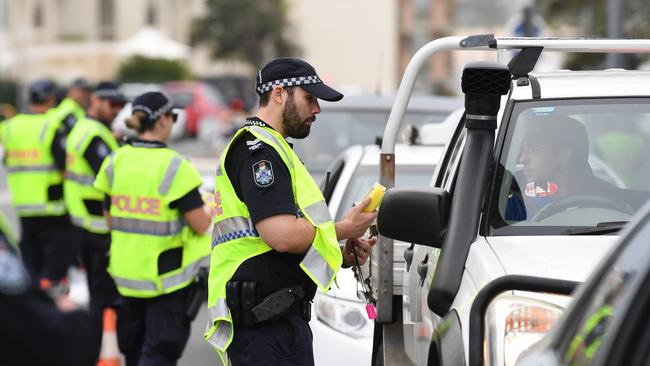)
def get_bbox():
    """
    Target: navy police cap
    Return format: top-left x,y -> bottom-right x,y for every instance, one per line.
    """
256,57 -> 343,102
132,91 -> 173,121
